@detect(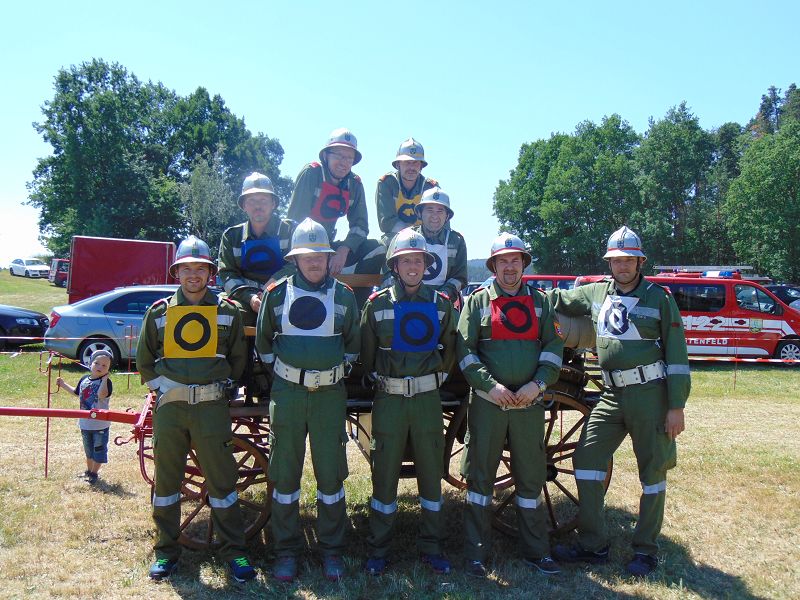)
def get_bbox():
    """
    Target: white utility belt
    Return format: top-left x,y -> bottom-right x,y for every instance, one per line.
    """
602,360 -> 666,388
158,381 -> 228,406
274,356 -> 346,390
377,372 -> 446,397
